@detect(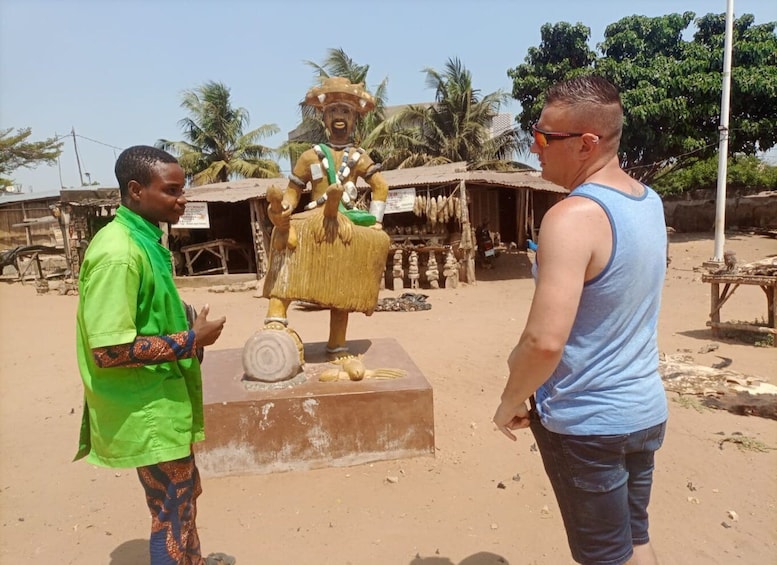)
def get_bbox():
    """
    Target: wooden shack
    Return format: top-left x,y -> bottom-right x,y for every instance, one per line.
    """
0,190 -> 62,249
187,162 -> 567,285
183,178 -> 289,278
